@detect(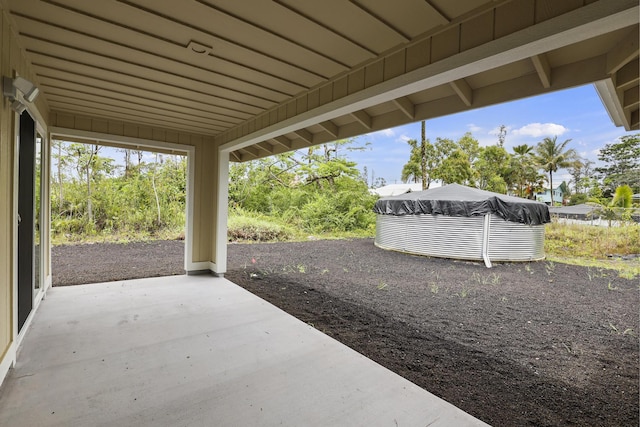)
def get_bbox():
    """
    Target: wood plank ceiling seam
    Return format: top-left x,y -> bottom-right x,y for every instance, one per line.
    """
271,0 -> 379,57
45,93 -> 231,130
14,20 -> 280,109
48,100 -> 225,134
348,1 -> 413,41
117,0 -> 336,80
36,0 -> 303,97
37,0 -> 322,91
19,38 -> 273,118
194,0 -> 361,69
28,53 -> 253,122
38,78 -> 251,123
